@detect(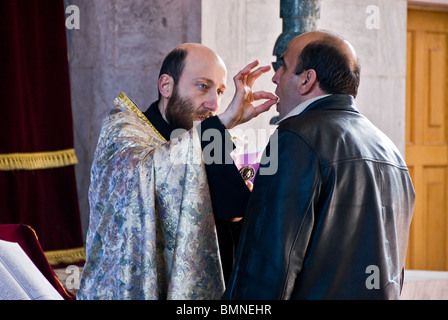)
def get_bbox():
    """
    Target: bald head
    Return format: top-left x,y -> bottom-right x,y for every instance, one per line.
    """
157,43 -> 228,129
289,30 -> 358,67
158,43 -> 227,99
175,43 -> 226,69
175,43 -> 227,88
290,30 -> 361,97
